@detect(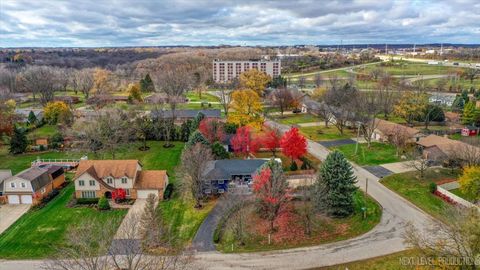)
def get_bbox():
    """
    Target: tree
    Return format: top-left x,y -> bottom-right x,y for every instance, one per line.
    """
388,125 -> 410,156
133,114 -> 153,151
231,126 -> 259,158
447,137 -> 480,167
97,110 -> 131,159
139,194 -> 164,249
458,166 -> 480,204
313,73 -> 323,87
186,130 -> 209,148
267,87 -> 294,117
404,207 -> 480,270
317,151 -> 357,217
280,127 -> 307,165
354,91 -> 384,148
9,126 -> 28,154
211,141 -> 229,159
217,87 -> 232,116
48,132 -> 64,149
127,83 -> 143,103
462,68 -> 479,84
228,89 -> 263,129
18,66 -> 58,105
261,128 -> 282,157
407,148 -> 430,179
179,143 -> 213,208
239,69 -> 271,96
91,68 -> 114,95
418,104 -> 445,130
198,118 -> 225,143
452,94 -> 466,112
73,69 -> 94,98
179,120 -> 192,142
27,110 -> 38,126
324,82 -> 358,134
252,159 -> 290,232
139,73 -> 155,92
462,101 -> 477,125
377,72 -> 397,119
191,111 -> 205,130
43,101 -> 73,125
312,87 -> 333,127
394,91 -> 428,125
